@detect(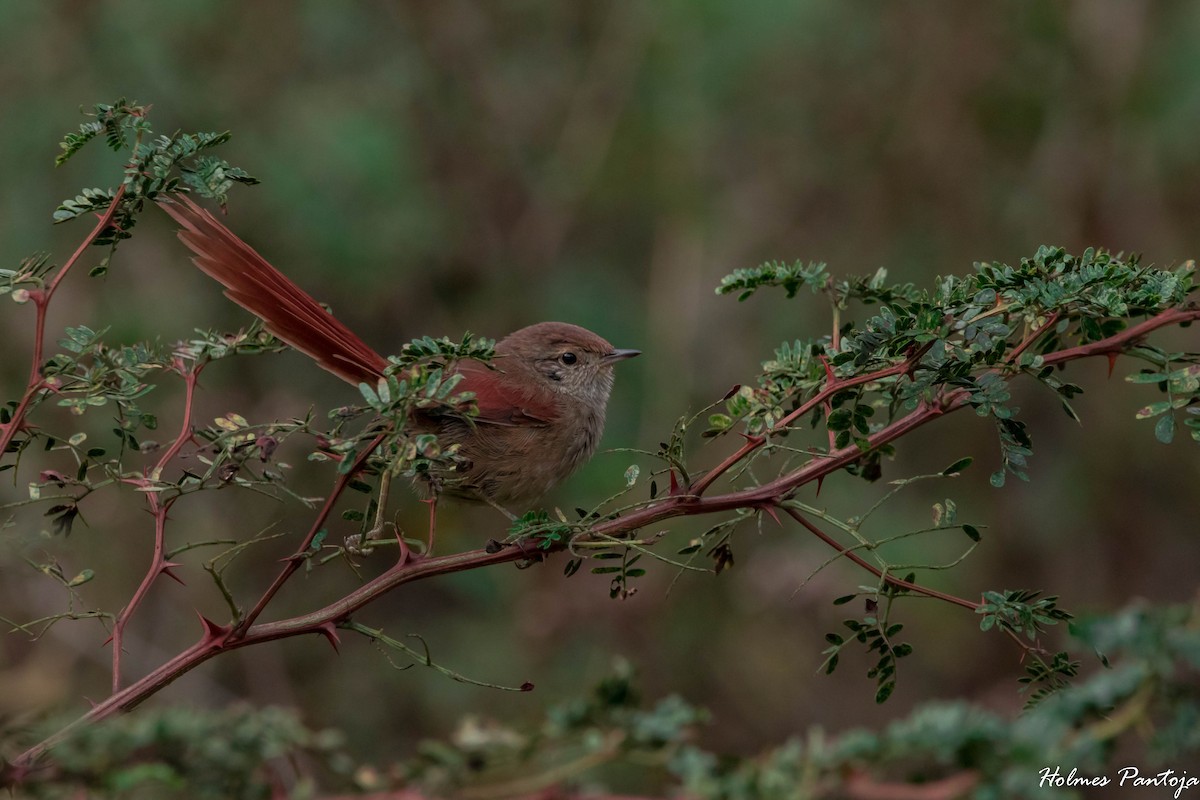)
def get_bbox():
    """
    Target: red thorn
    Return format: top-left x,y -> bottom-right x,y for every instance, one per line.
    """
668,469 -> 680,496
1106,352 -> 1118,378
278,553 -> 305,565
815,475 -> 824,497
818,354 -> 836,383
196,611 -> 230,644
738,432 -> 764,446
316,621 -> 341,653
761,504 -> 783,527
102,634 -> 114,647
393,533 -> 416,567
160,561 -> 186,585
